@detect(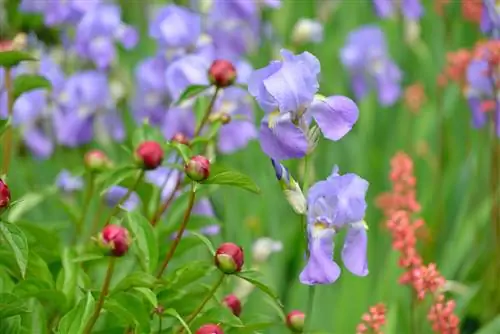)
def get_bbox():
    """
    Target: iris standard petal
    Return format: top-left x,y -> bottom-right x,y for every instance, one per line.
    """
309,95 -> 359,141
